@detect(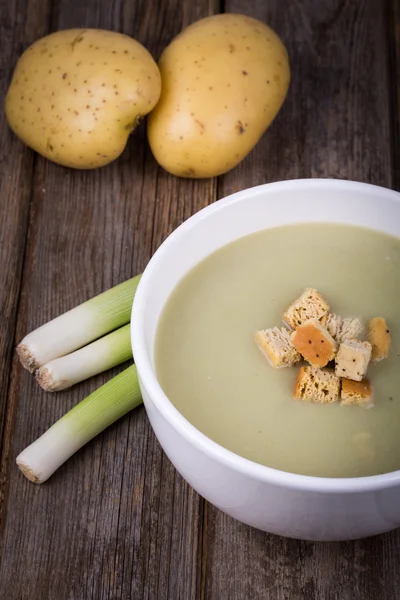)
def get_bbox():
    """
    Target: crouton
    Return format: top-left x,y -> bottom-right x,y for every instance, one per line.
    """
293,366 -> 340,404
367,317 -> 391,362
255,327 -> 301,369
341,378 -> 373,406
335,339 -> 372,381
291,318 -> 337,368
325,313 -> 363,343
283,288 -> 330,329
